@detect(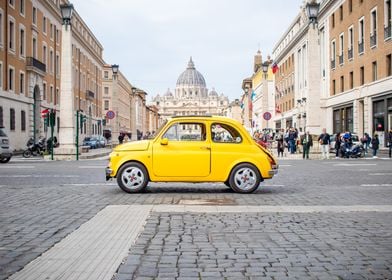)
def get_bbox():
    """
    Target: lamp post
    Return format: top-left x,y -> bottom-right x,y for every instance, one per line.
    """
111,64 -> 120,144
306,0 -> 320,28
262,62 -> 269,79
131,87 -> 137,141
56,3 -> 75,160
